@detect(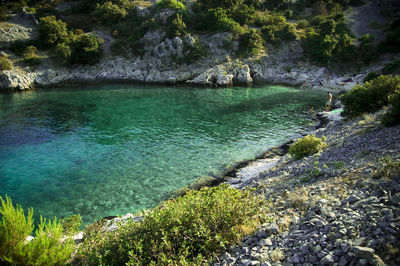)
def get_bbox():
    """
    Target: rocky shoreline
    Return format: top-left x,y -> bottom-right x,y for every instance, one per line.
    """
212,109 -> 400,266
94,104 -> 400,266
1,26 -> 393,93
